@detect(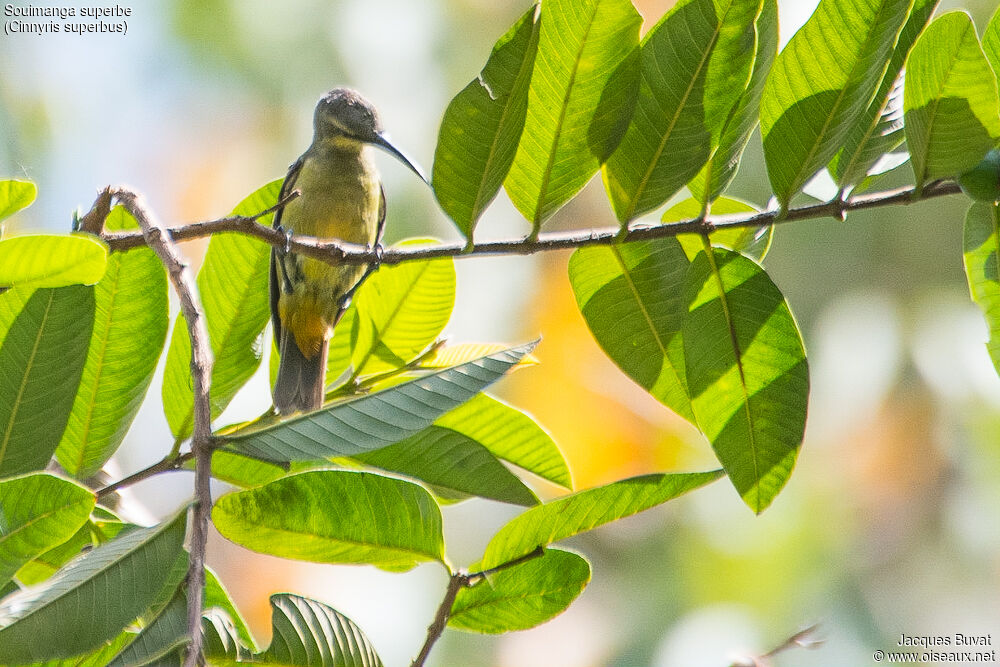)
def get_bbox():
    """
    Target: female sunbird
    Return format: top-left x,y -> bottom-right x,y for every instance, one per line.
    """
270,88 -> 426,414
